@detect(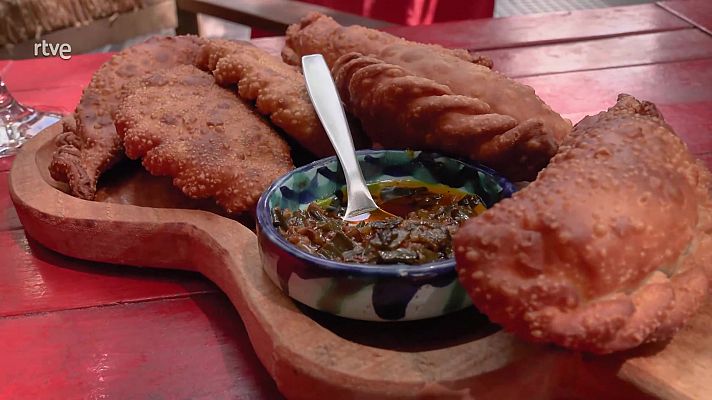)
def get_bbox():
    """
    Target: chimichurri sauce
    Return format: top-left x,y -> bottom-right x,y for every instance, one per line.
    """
272,180 -> 486,265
